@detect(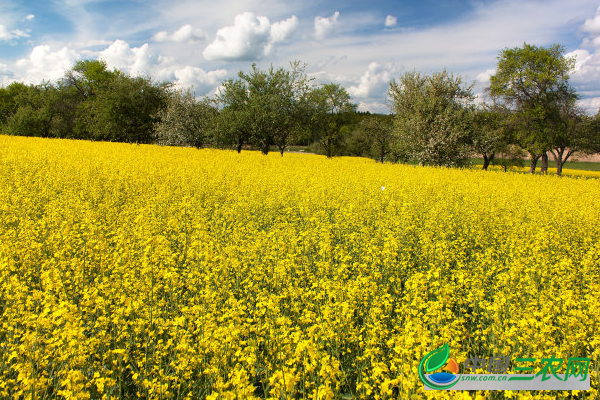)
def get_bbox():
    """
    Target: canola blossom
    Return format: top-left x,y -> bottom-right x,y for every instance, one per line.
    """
0,135 -> 598,399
